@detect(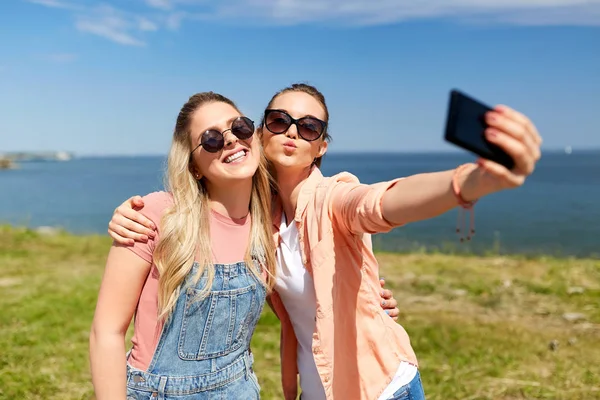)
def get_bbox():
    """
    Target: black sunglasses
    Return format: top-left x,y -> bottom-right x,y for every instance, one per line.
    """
190,116 -> 254,154
264,109 -> 326,142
